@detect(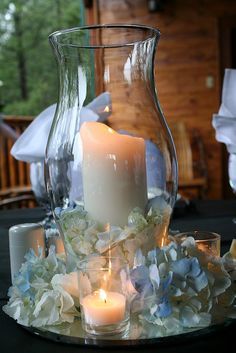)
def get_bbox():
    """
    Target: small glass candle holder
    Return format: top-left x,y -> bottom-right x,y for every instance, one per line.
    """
78,256 -> 130,337
174,231 -> 221,257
